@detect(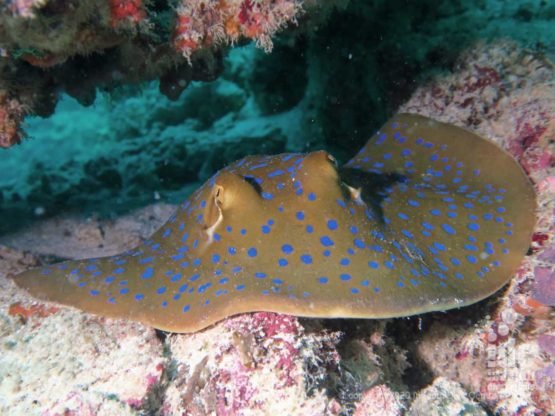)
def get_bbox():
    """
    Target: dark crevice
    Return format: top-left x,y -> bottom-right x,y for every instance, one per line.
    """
339,167 -> 407,225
